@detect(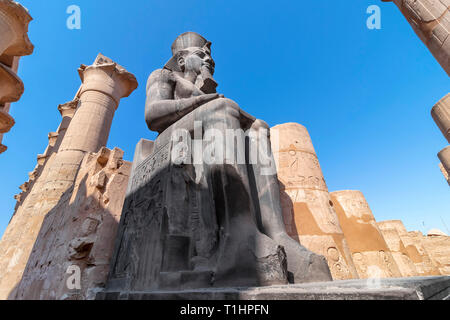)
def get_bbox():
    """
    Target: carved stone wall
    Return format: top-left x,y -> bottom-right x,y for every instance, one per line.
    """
382,0 -> 450,75
330,191 -> 402,279
271,123 -> 358,280
11,148 -> 131,300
